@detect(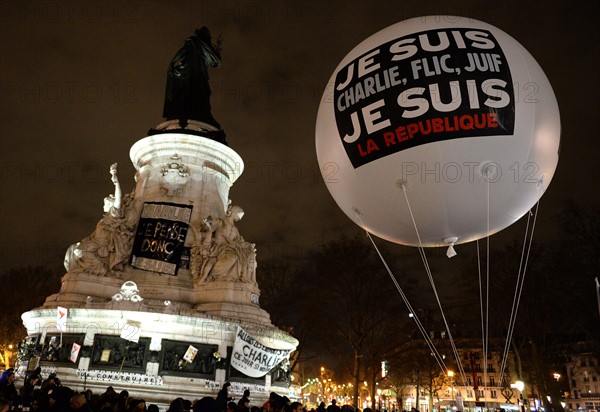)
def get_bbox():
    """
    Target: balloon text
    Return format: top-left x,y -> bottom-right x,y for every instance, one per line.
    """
333,28 -> 515,168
